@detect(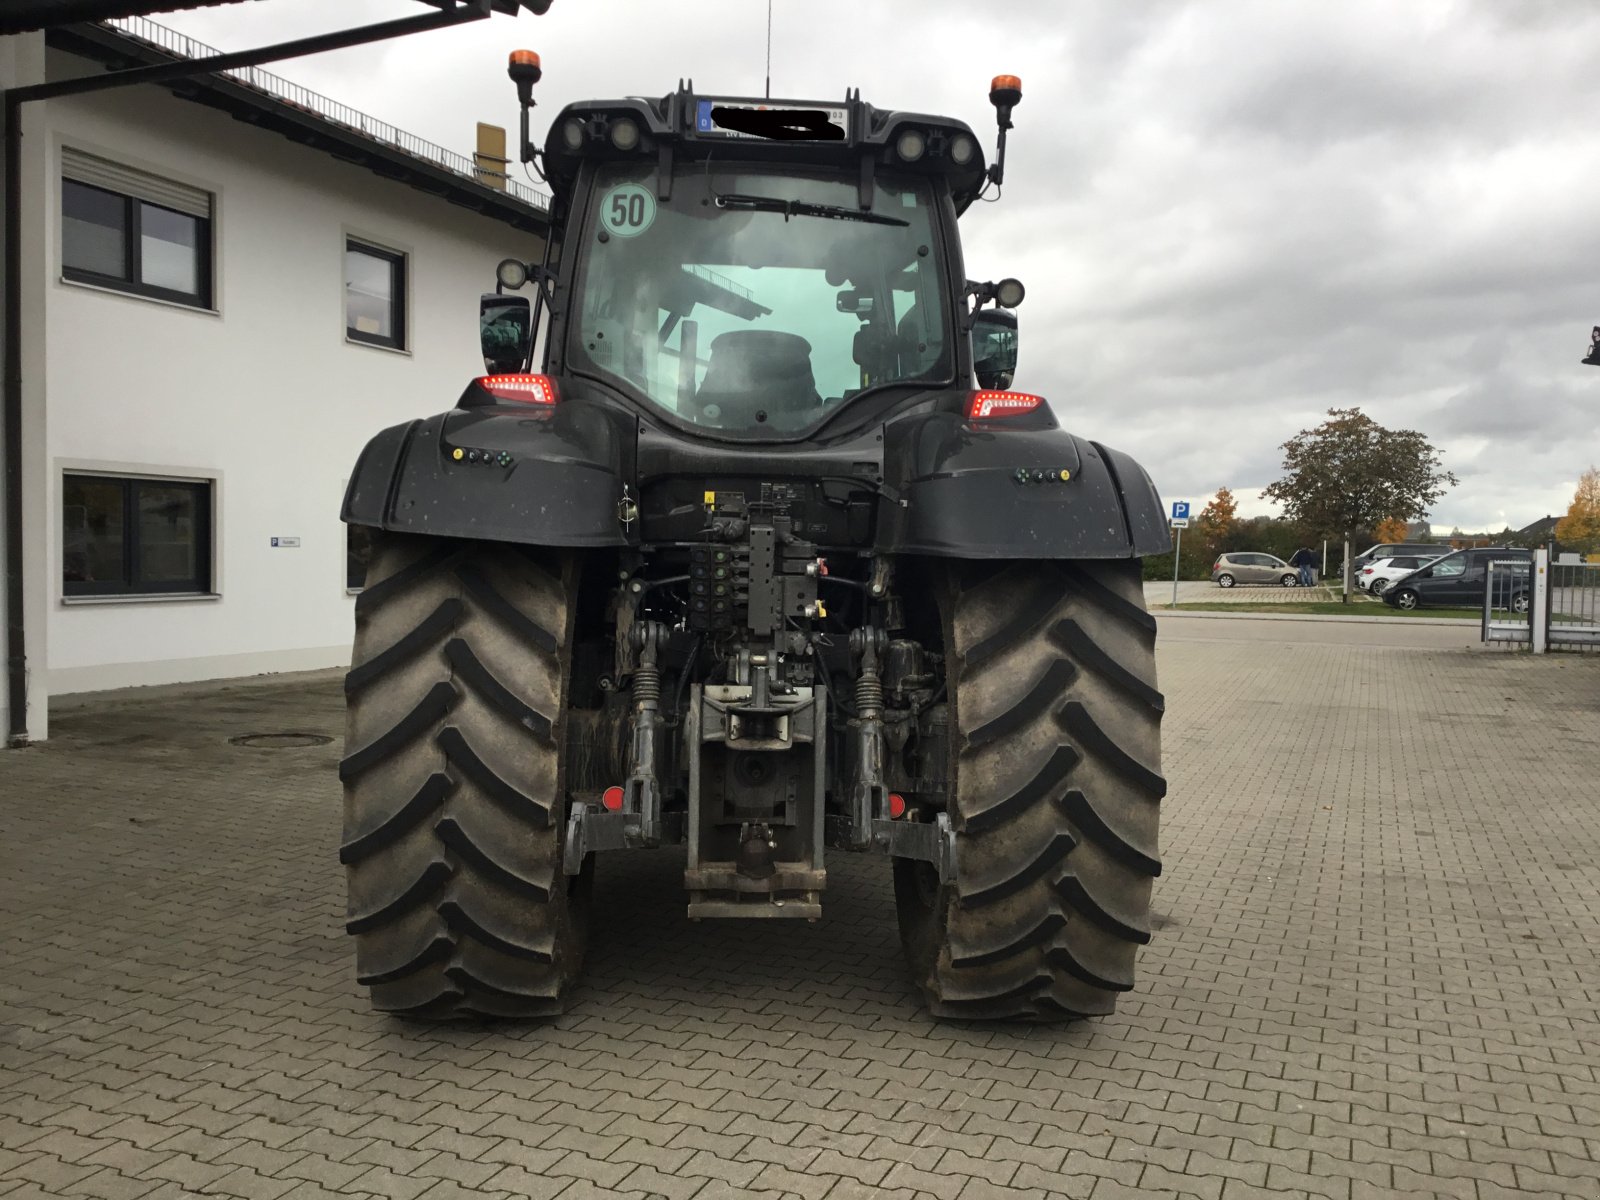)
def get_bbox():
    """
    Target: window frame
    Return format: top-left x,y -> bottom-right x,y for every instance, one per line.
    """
344,238 -> 408,351
62,472 -> 215,598
60,177 -> 214,309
